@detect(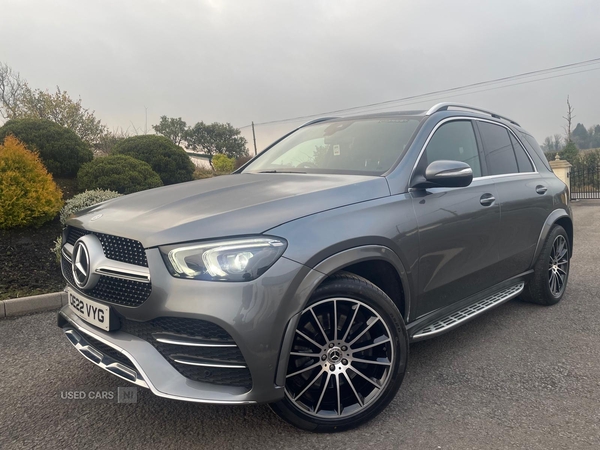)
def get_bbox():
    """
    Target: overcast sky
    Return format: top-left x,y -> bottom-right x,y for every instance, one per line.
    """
1,0 -> 599,150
